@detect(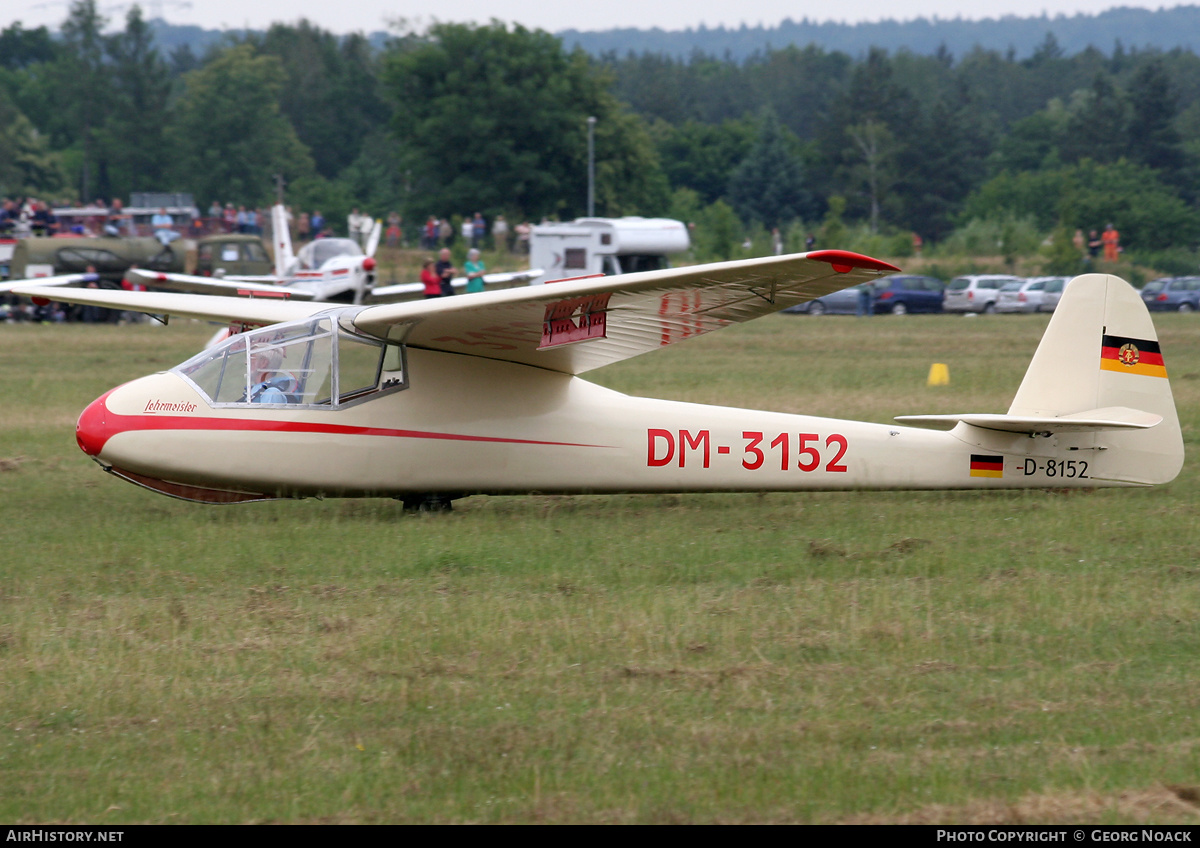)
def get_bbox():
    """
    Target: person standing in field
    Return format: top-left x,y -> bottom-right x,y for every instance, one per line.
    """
348,208 -> 369,248
420,258 -> 442,298
856,281 -> 874,317
472,212 -> 486,249
386,211 -> 403,247
1102,223 -> 1120,262
435,247 -> 457,296
492,215 -> 509,252
464,248 -> 486,293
